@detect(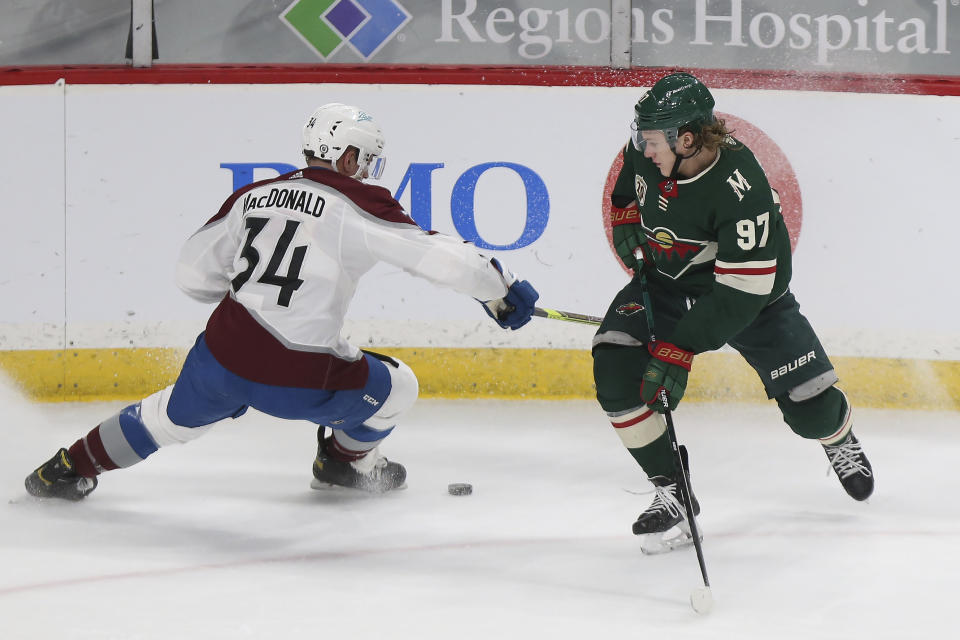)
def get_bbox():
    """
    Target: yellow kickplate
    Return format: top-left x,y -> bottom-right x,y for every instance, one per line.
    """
1,347 -> 957,410
0,348 -> 186,402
